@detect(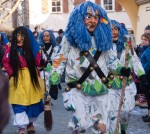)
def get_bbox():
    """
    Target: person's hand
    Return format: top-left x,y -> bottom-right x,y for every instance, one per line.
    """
49,85 -> 58,100
40,59 -> 48,68
120,67 -> 131,77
